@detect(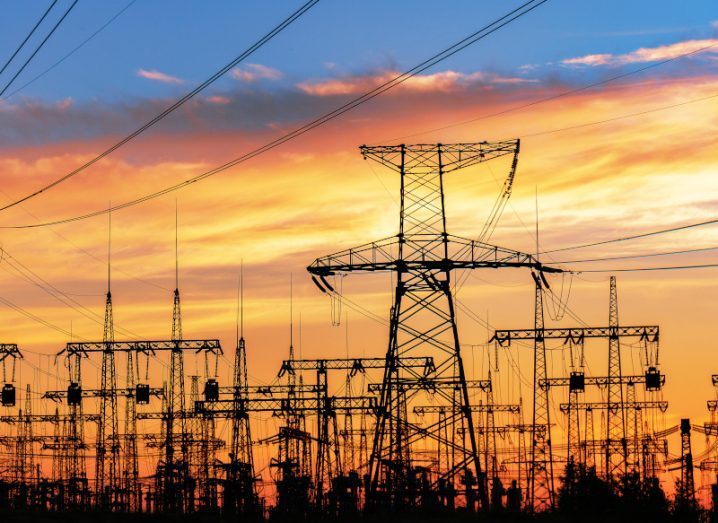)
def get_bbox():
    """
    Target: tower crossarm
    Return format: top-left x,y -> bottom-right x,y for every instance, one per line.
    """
60,339 -> 222,357
366,377 -> 491,393
491,326 -> 659,346
457,423 -> 540,435
307,235 -> 561,277
194,395 -> 377,417
414,403 -> 520,415
559,401 -> 668,413
0,344 -> 21,362
278,356 -> 435,377
137,410 -> 196,421
219,383 -> 323,396
540,373 -> 665,388
0,413 -> 100,423
359,141 -> 519,174
43,387 -> 164,401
